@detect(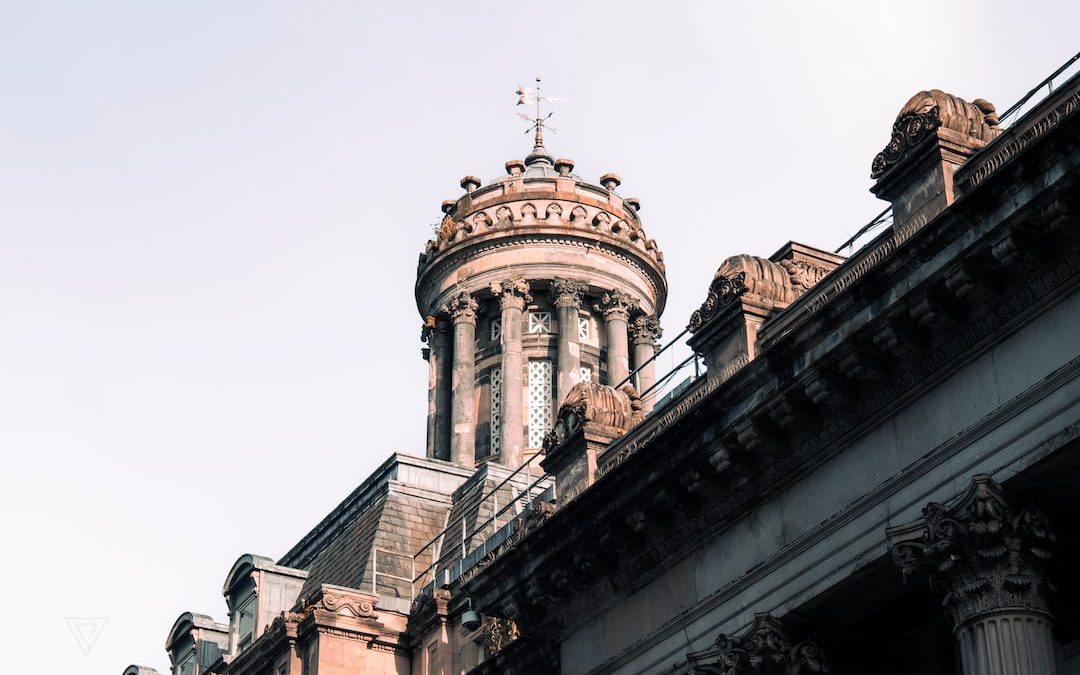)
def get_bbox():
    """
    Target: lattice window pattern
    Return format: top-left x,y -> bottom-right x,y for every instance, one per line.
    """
528,312 -> 551,334
578,315 -> 590,340
490,367 -> 502,455
491,318 -> 501,342
527,360 -> 553,447
580,366 -> 592,383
